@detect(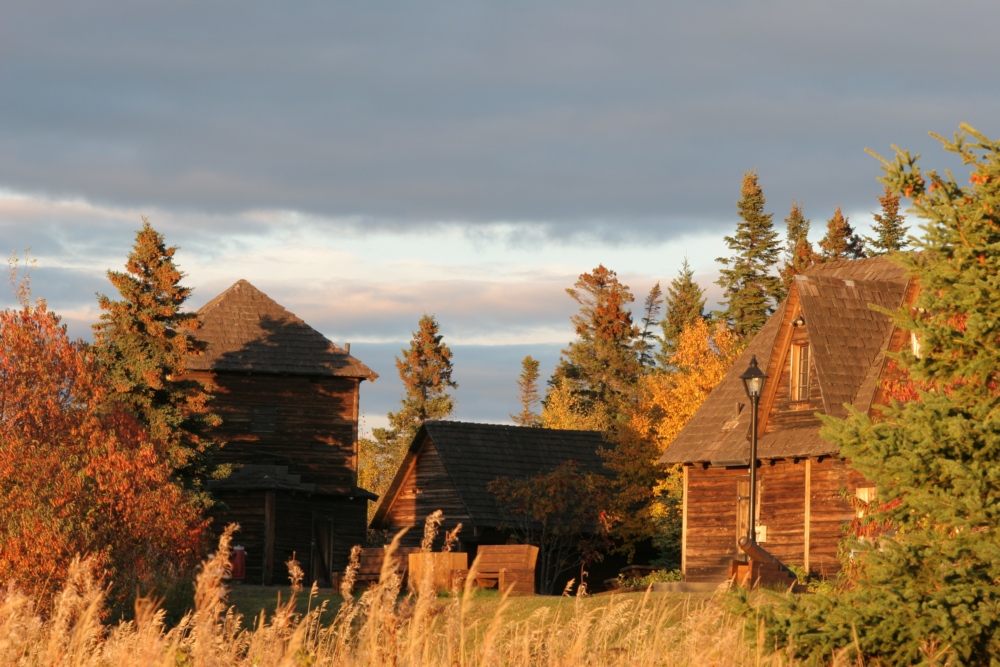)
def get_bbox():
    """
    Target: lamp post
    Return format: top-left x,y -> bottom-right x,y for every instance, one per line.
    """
740,355 -> 768,545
